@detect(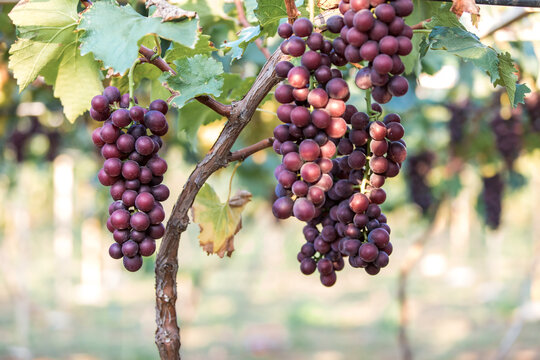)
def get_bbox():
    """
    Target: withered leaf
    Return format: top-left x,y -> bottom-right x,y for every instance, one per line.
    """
192,184 -> 252,258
